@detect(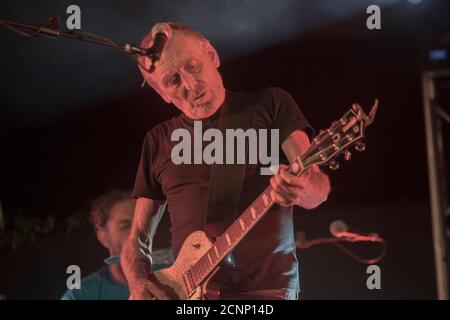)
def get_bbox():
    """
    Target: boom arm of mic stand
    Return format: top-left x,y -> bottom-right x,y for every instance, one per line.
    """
0,18 -> 146,56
